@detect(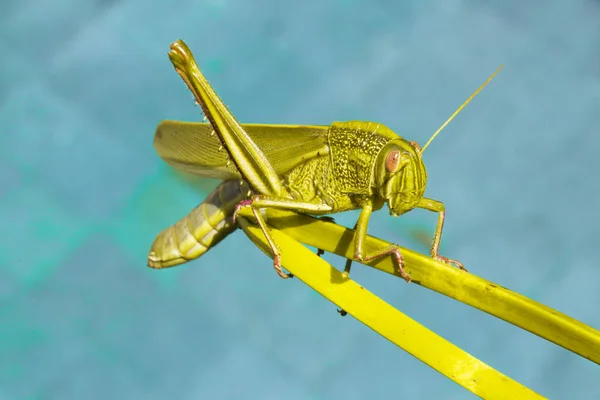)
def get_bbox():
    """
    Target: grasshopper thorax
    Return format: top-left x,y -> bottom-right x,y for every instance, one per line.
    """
373,138 -> 427,217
